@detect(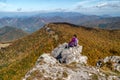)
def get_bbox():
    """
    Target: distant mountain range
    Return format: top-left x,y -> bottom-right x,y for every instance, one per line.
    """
0,26 -> 28,42
0,12 -> 120,33
0,12 -> 39,18
82,17 -> 120,29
